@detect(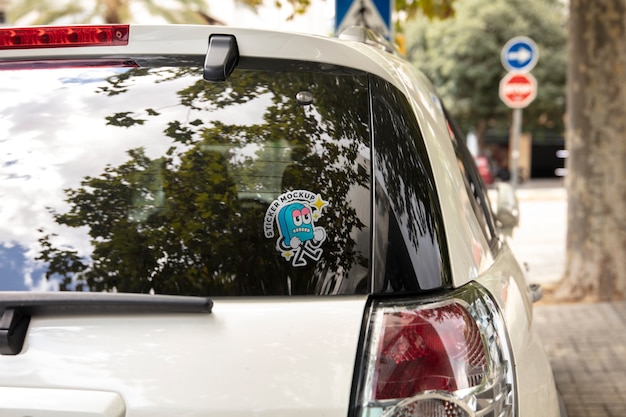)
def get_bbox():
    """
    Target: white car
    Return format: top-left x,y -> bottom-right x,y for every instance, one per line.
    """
0,24 -> 563,417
